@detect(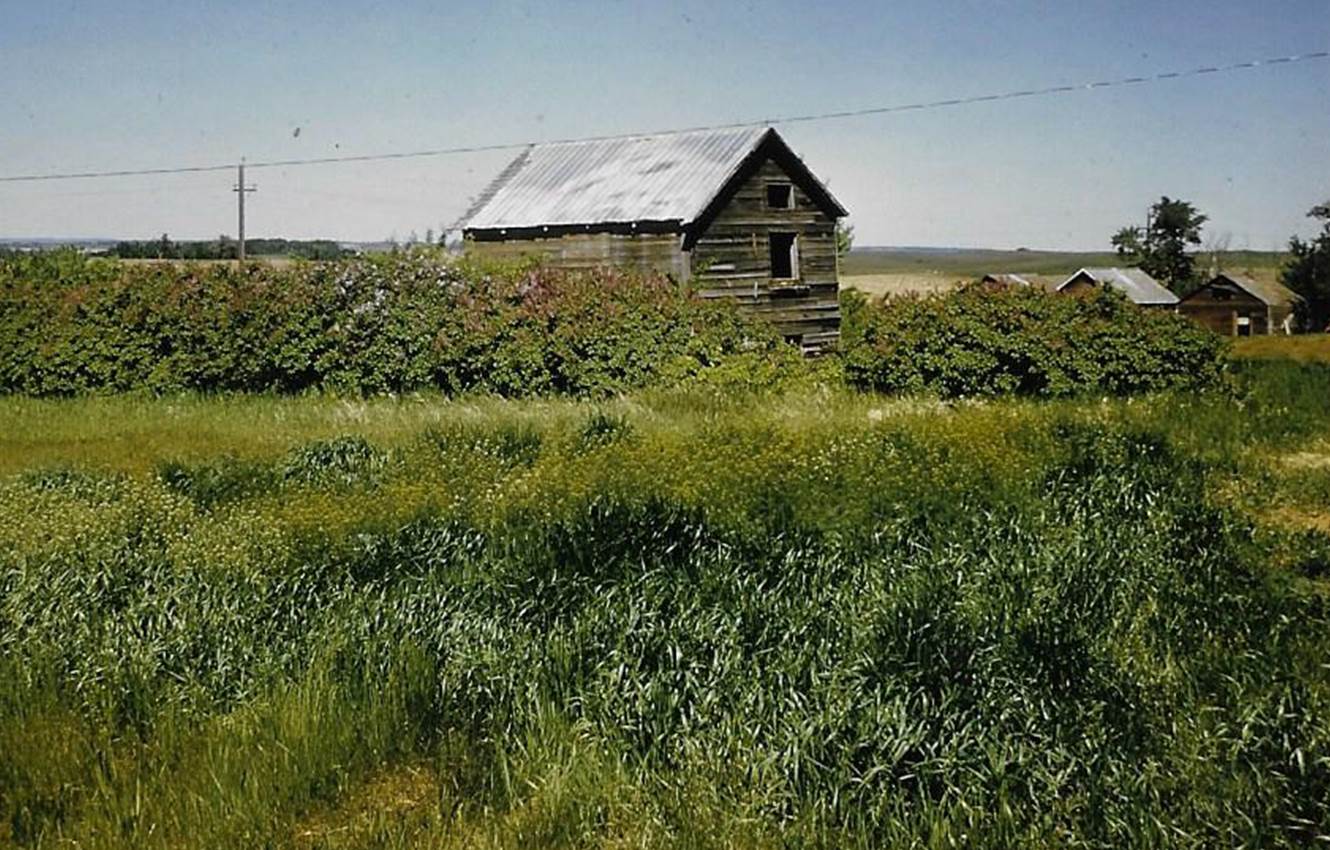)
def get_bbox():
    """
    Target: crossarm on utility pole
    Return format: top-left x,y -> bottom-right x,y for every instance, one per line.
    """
232,159 -> 257,261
